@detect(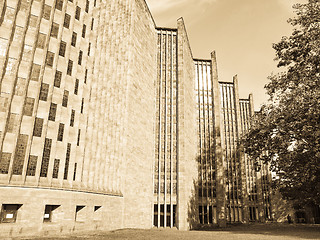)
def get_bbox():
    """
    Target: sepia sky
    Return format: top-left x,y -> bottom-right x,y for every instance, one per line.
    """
146,0 -> 305,110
